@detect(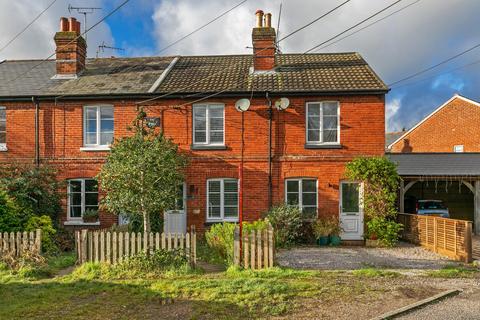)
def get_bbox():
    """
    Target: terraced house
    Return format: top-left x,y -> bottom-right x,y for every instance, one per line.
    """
0,11 -> 388,239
